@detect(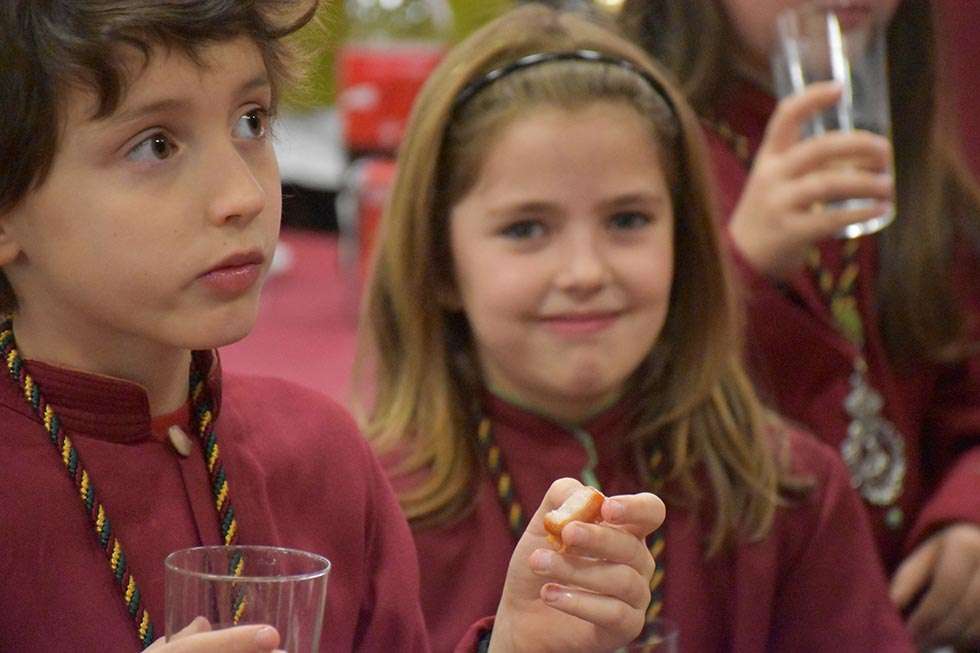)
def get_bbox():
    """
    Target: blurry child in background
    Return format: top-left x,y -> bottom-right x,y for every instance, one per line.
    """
357,4 -> 913,651
621,1 -> 980,648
